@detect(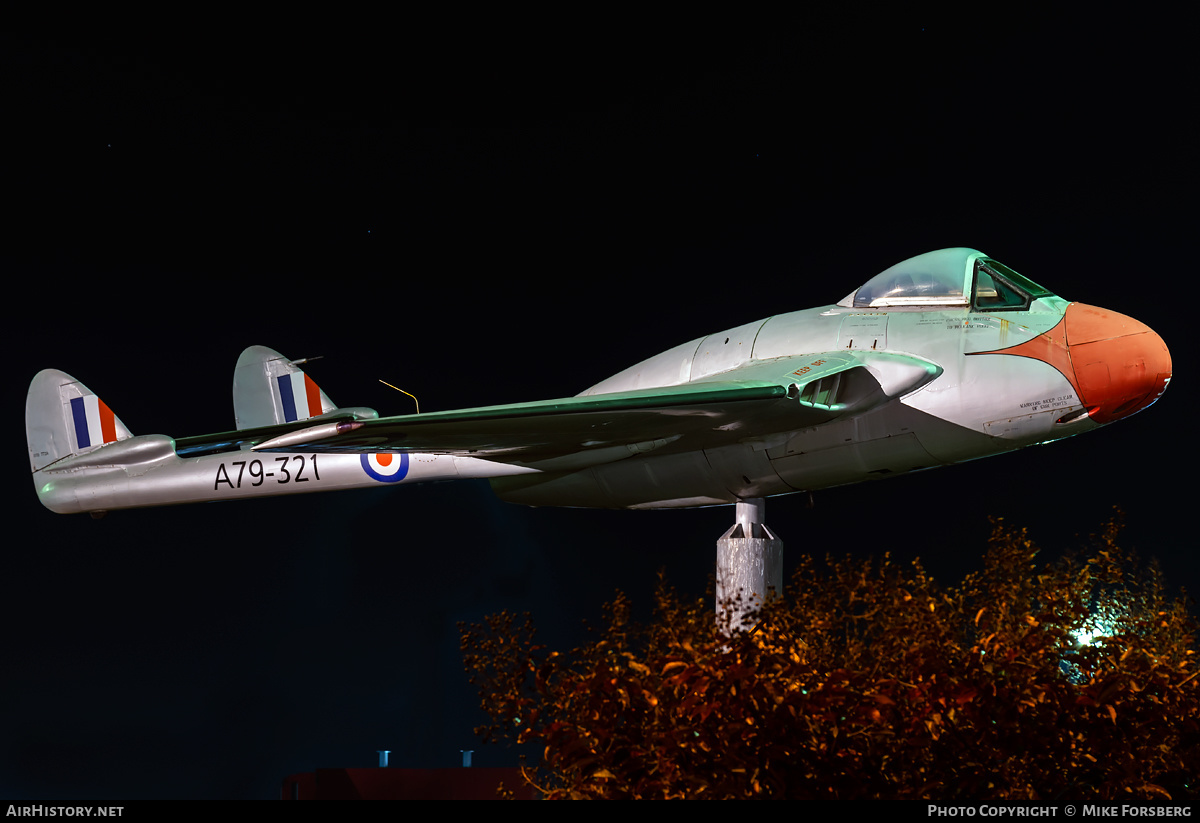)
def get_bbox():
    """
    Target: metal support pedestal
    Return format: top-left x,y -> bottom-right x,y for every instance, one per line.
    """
716,497 -> 783,633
